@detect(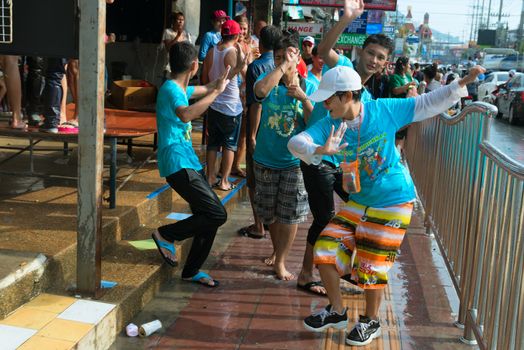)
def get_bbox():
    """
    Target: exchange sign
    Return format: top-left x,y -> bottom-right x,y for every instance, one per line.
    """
298,0 -> 397,11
